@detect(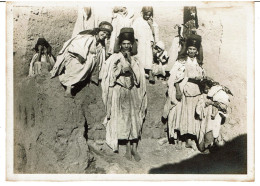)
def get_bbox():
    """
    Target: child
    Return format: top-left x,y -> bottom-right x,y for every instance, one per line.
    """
28,38 -> 55,77
196,78 -> 233,153
150,41 -> 169,83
